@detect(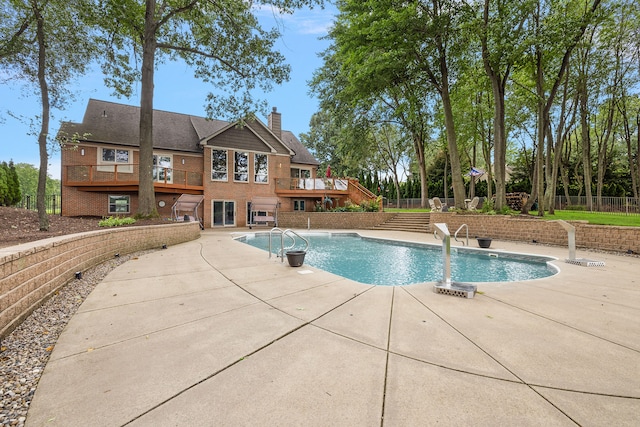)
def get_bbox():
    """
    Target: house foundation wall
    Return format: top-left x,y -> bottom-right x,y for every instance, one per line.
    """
0,222 -> 200,339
